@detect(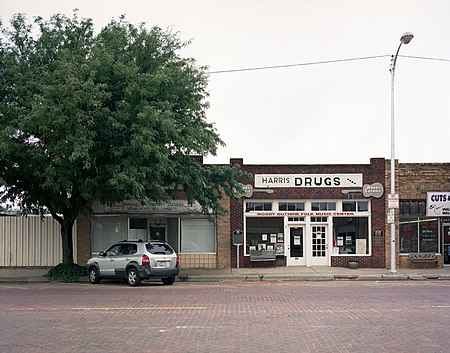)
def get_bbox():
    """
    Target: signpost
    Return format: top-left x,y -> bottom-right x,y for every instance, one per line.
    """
388,194 -> 399,209
233,230 -> 243,269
